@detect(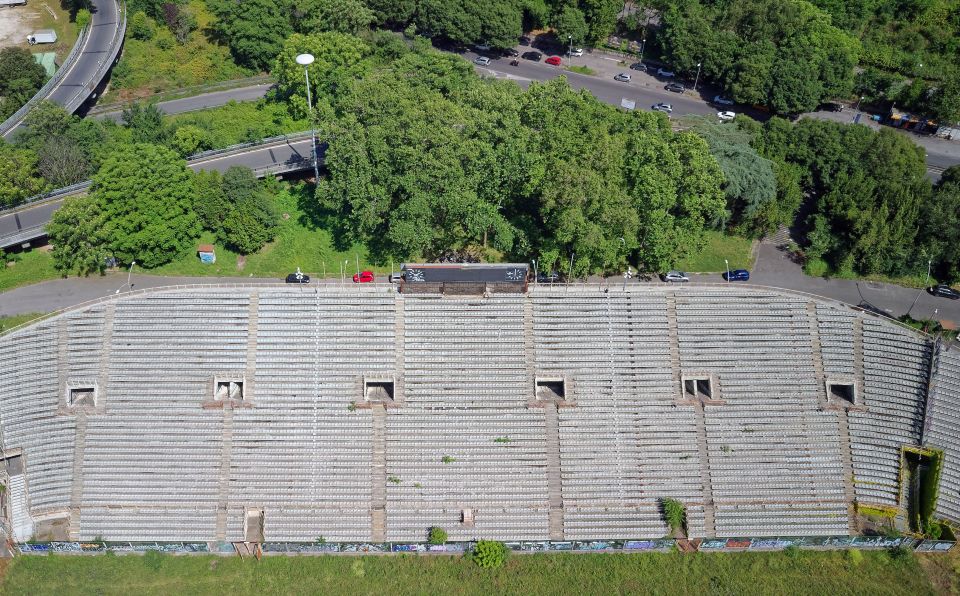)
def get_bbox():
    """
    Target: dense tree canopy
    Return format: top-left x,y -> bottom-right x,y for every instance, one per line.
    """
46,195 -> 109,276
0,143 -> 46,208
0,47 -> 48,121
